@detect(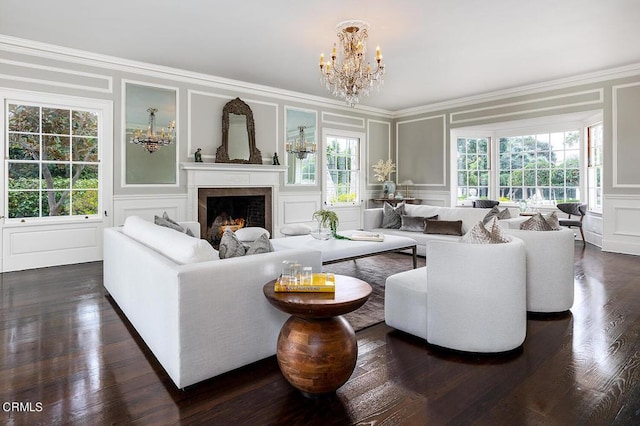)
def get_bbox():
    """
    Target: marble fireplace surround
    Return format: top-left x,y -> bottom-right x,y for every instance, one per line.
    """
181,163 -> 286,238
